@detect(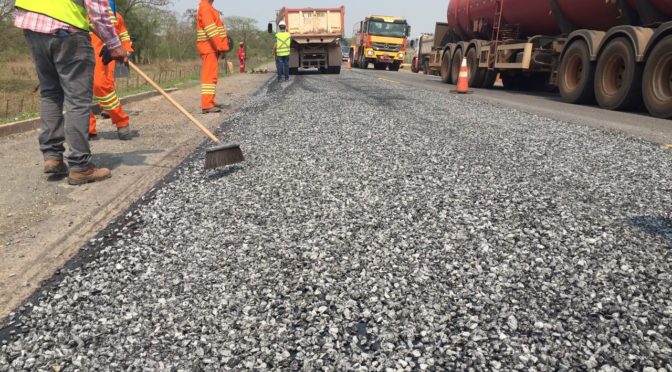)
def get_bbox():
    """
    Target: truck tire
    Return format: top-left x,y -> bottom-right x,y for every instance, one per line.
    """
481,69 -> 497,89
289,68 -> 299,75
594,37 -> 643,111
359,53 -> 368,69
422,60 -> 429,75
411,58 -> 419,73
466,47 -> 485,88
642,35 -> 672,119
328,66 -> 342,74
558,40 -> 596,104
389,62 -> 401,72
374,63 -> 386,70
440,51 -> 452,83
450,48 -> 463,85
